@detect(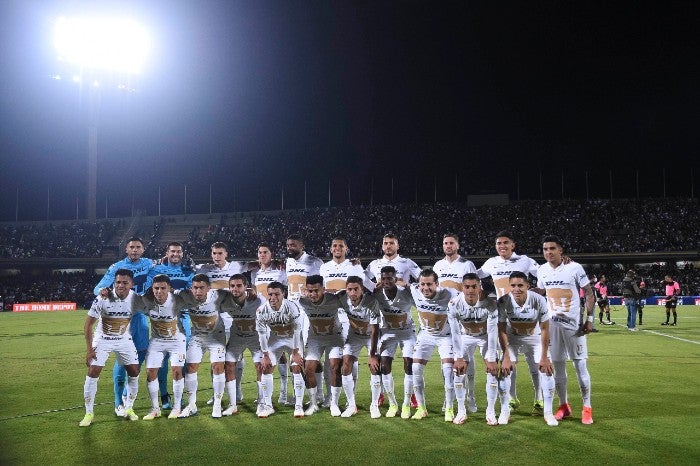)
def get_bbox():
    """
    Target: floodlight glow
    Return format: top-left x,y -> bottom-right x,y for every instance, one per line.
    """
92,80 -> 100,88
72,75 -> 81,83
54,16 -> 150,74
